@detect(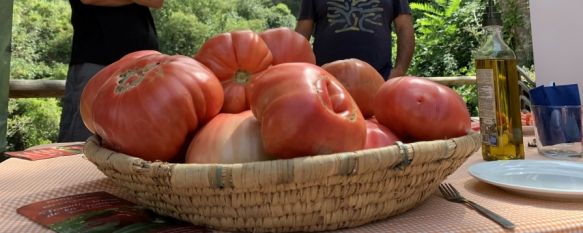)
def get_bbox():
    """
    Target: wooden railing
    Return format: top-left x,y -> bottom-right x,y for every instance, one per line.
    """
9,73 -> 534,99
8,78 -> 478,99
7,74 -> 535,111
426,76 -> 476,86
9,80 -> 66,98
